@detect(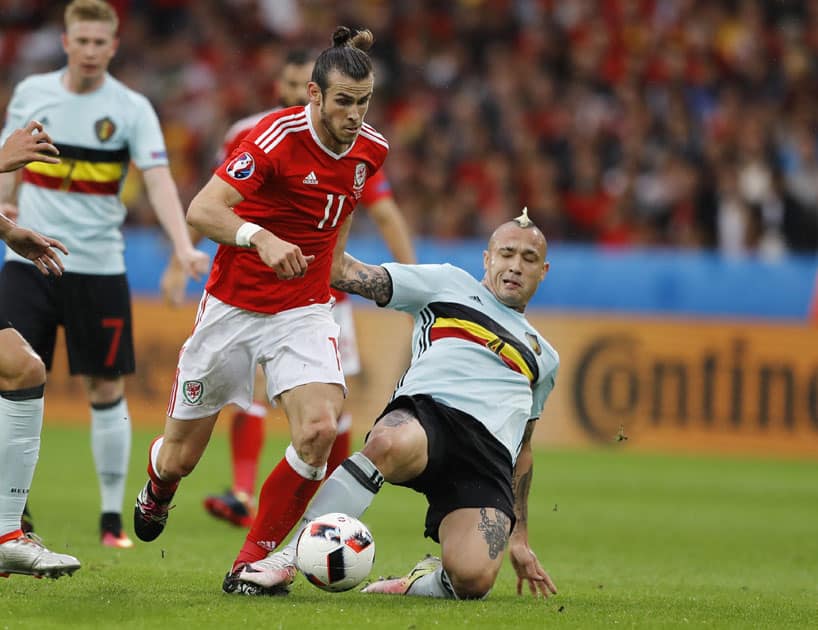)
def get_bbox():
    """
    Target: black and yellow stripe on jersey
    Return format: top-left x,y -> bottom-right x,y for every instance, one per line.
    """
427,302 -> 539,383
22,143 -> 130,195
